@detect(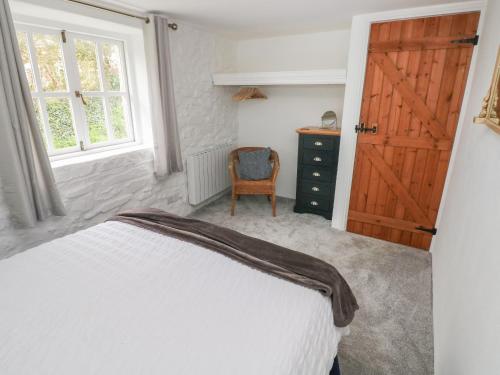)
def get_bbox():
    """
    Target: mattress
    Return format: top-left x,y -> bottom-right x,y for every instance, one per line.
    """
0,221 -> 347,375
